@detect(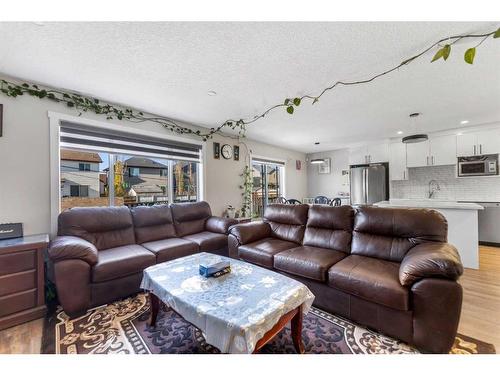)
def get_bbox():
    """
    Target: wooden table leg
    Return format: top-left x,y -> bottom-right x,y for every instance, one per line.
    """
149,293 -> 160,327
291,304 -> 305,354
